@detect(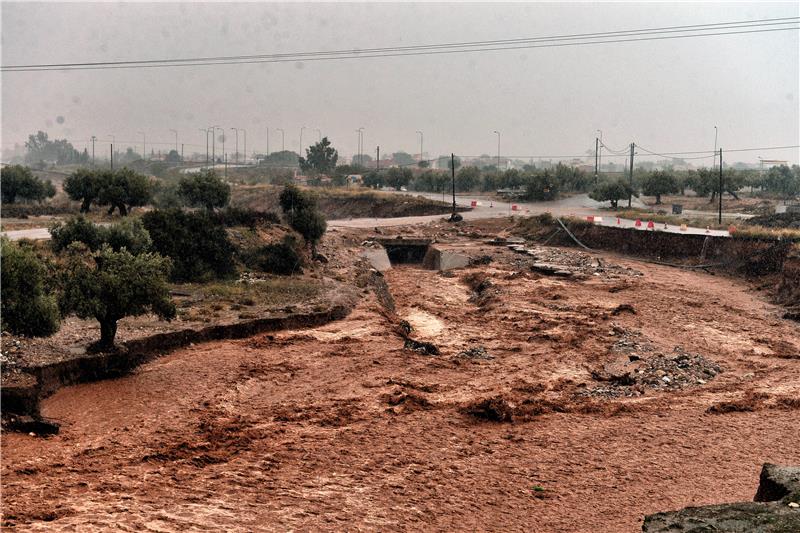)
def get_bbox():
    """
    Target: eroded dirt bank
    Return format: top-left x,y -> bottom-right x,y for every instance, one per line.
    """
2,236 -> 799,532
